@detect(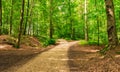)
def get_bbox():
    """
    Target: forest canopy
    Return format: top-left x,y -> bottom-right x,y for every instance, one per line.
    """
0,0 -> 120,48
